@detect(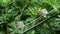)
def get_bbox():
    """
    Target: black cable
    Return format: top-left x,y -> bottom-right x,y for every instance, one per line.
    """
22,13 -> 58,34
